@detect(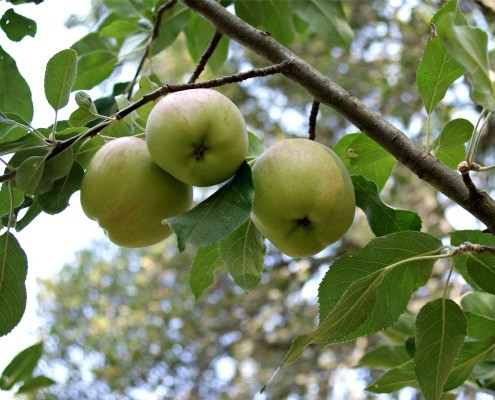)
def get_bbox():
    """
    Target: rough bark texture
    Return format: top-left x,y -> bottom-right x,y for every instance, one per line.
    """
181,0 -> 495,232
